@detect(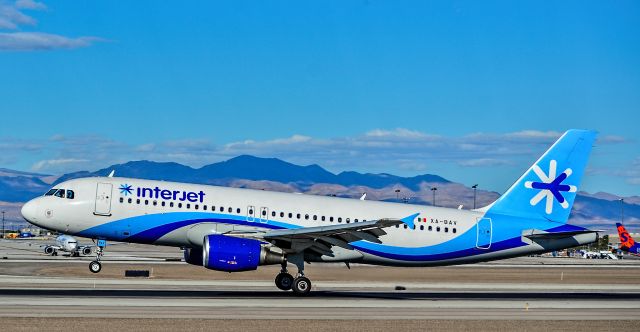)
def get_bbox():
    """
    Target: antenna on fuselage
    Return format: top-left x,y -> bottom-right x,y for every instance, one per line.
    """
107,170 -> 115,178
